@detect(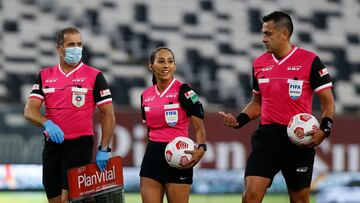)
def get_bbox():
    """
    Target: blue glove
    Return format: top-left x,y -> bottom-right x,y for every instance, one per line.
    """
96,150 -> 110,172
43,120 -> 64,144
